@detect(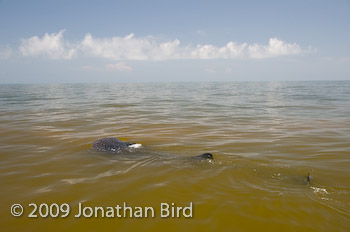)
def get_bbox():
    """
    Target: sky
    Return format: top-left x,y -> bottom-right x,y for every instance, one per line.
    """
0,0 -> 349,83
